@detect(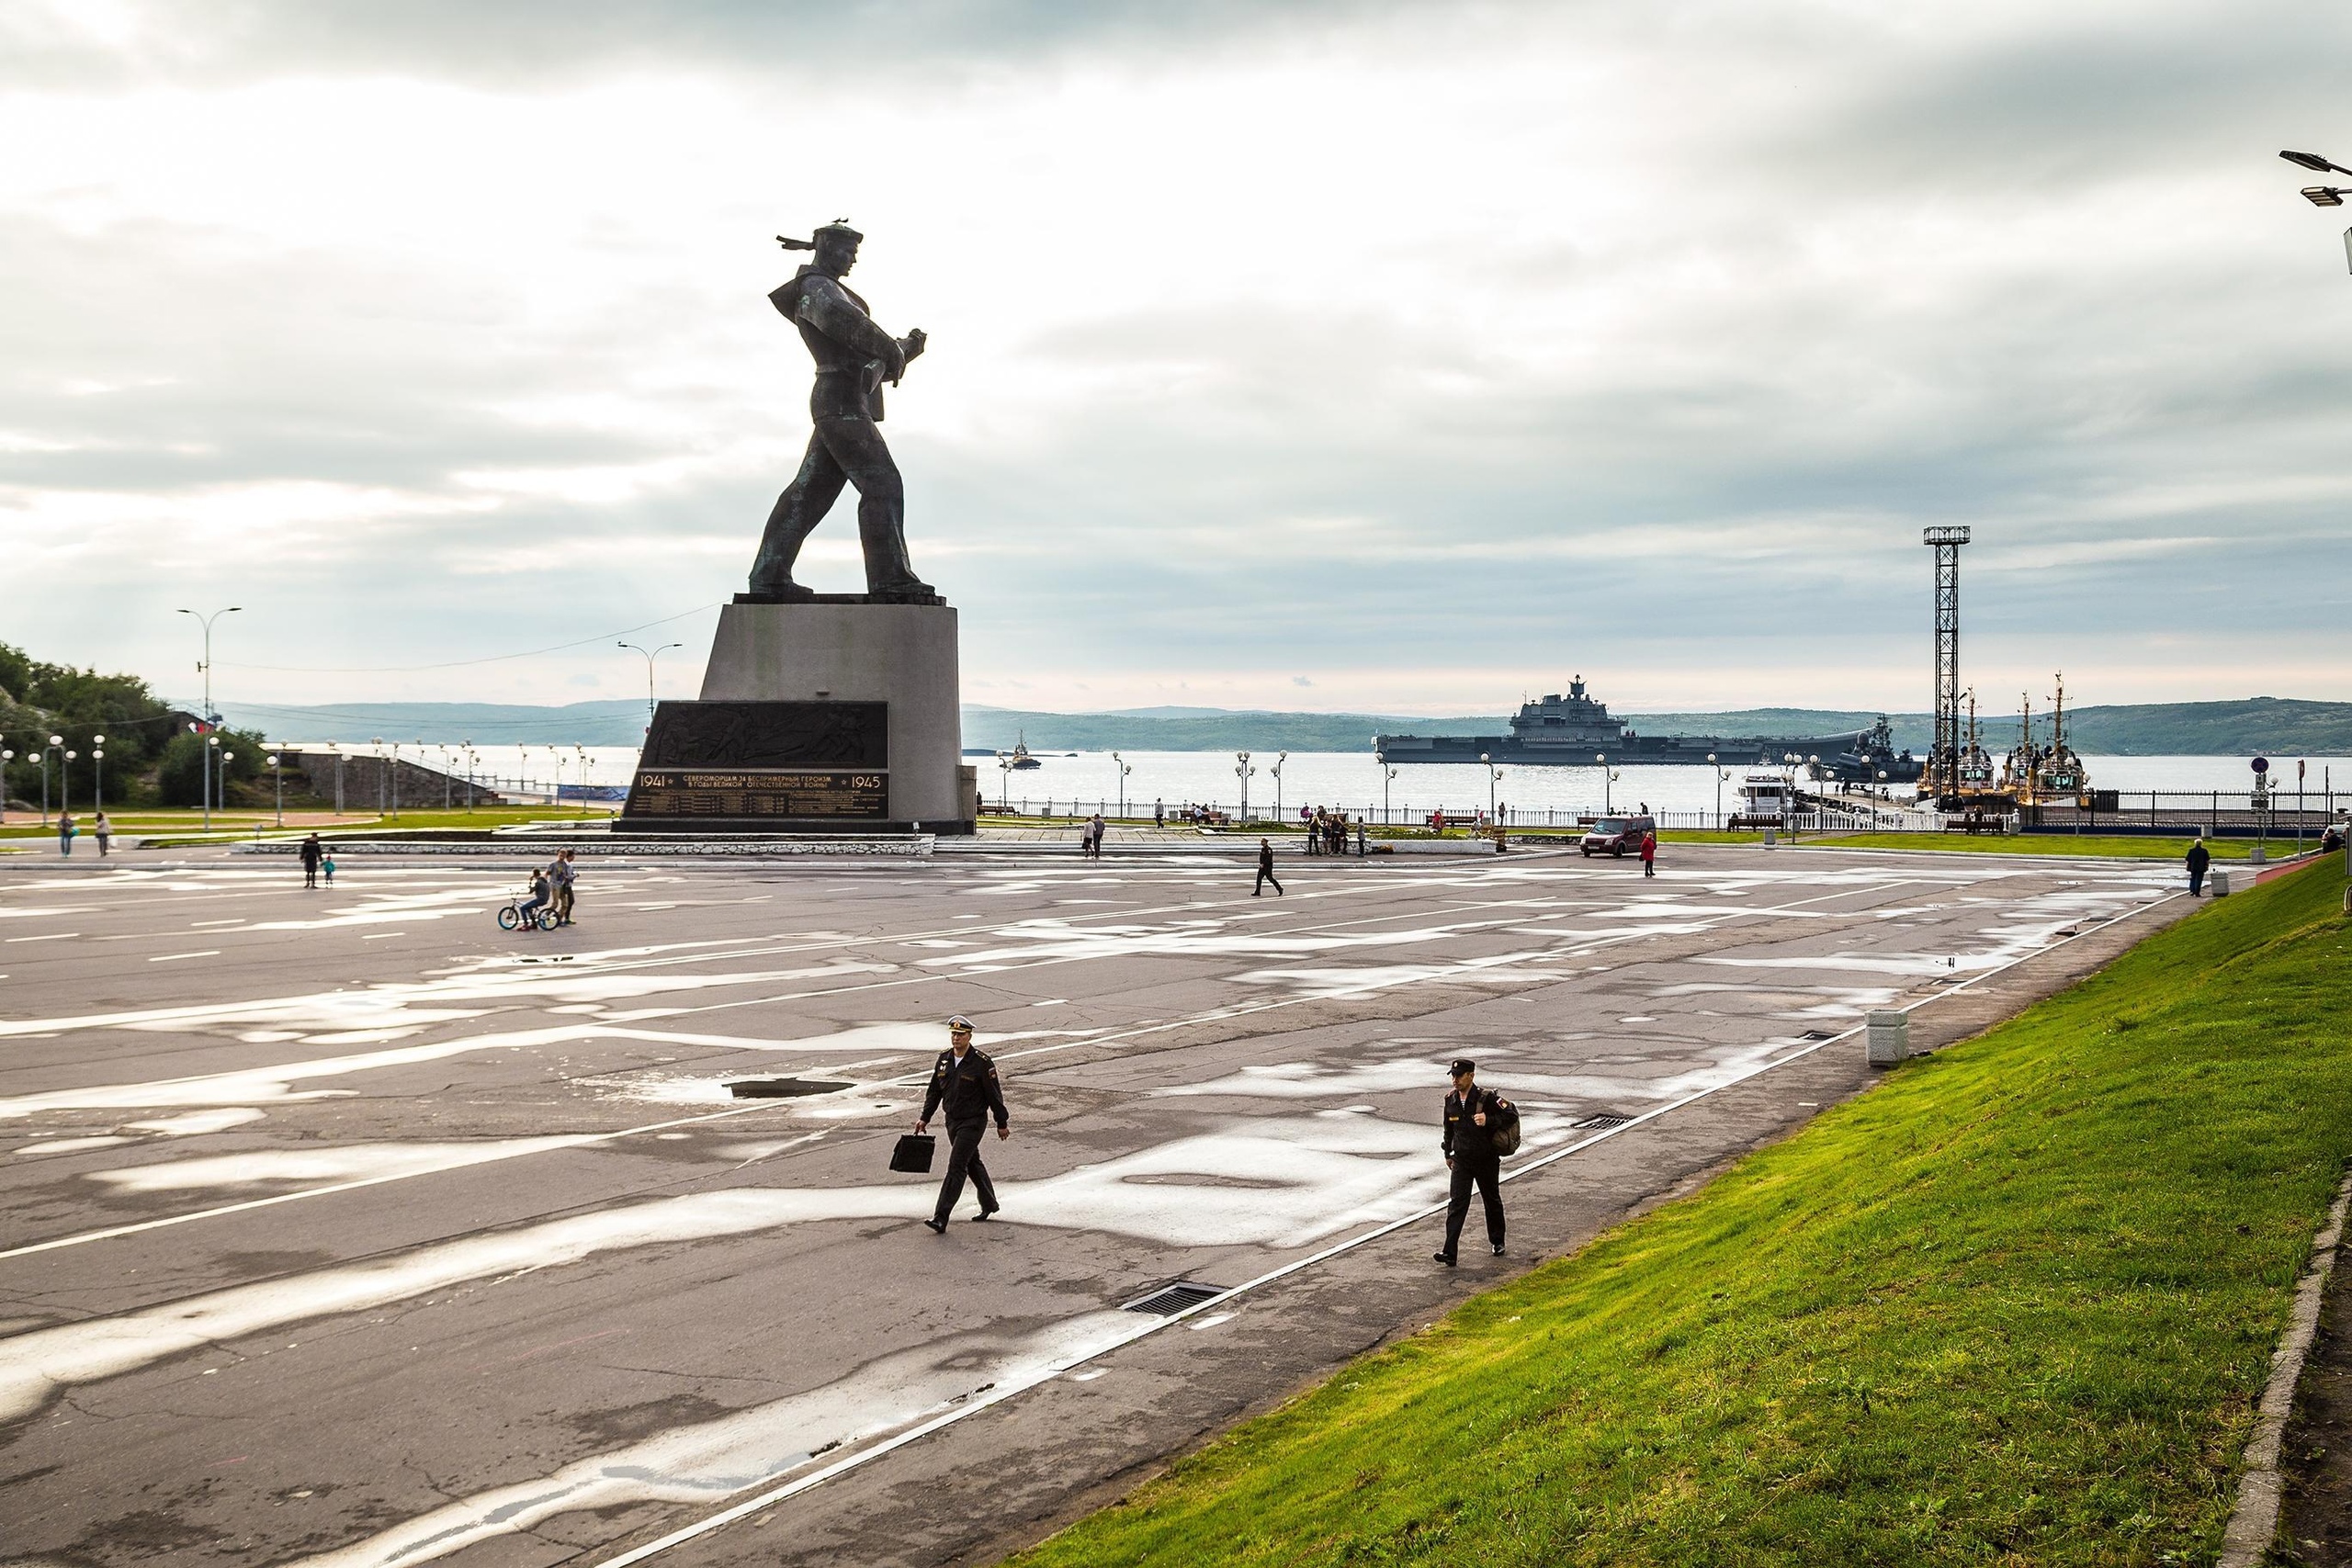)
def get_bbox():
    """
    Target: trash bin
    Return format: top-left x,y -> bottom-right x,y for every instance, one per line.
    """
1762,828 -> 1777,847
1866,1010 -> 1910,1066
2249,845 -> 2267,865
2209,869 -> 2231,898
